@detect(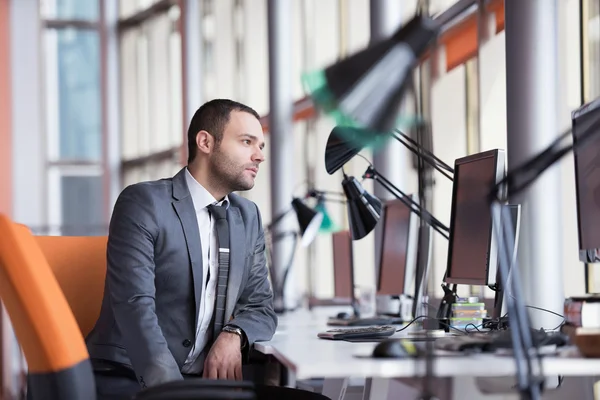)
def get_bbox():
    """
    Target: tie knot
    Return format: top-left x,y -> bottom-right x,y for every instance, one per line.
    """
207,204 -> 227,220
